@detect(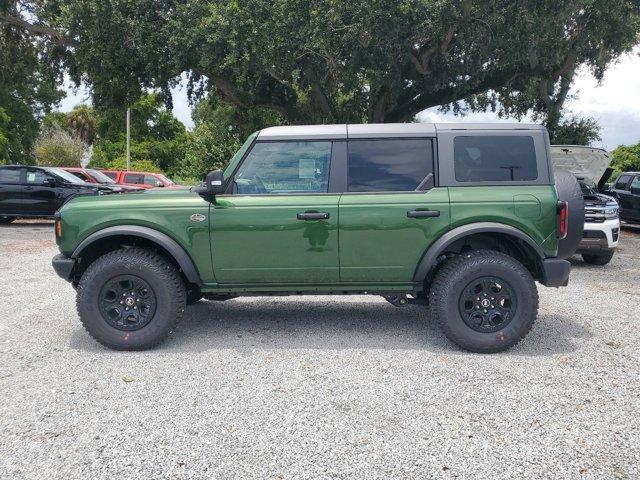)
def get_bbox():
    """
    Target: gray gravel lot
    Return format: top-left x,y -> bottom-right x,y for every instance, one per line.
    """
1,220 -> 639,479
